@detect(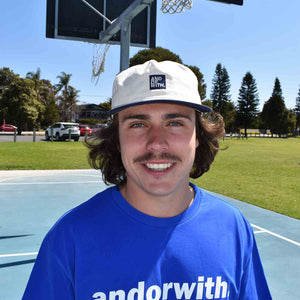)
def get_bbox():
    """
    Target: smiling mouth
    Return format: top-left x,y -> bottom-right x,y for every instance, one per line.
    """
144,163 -> 174,171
